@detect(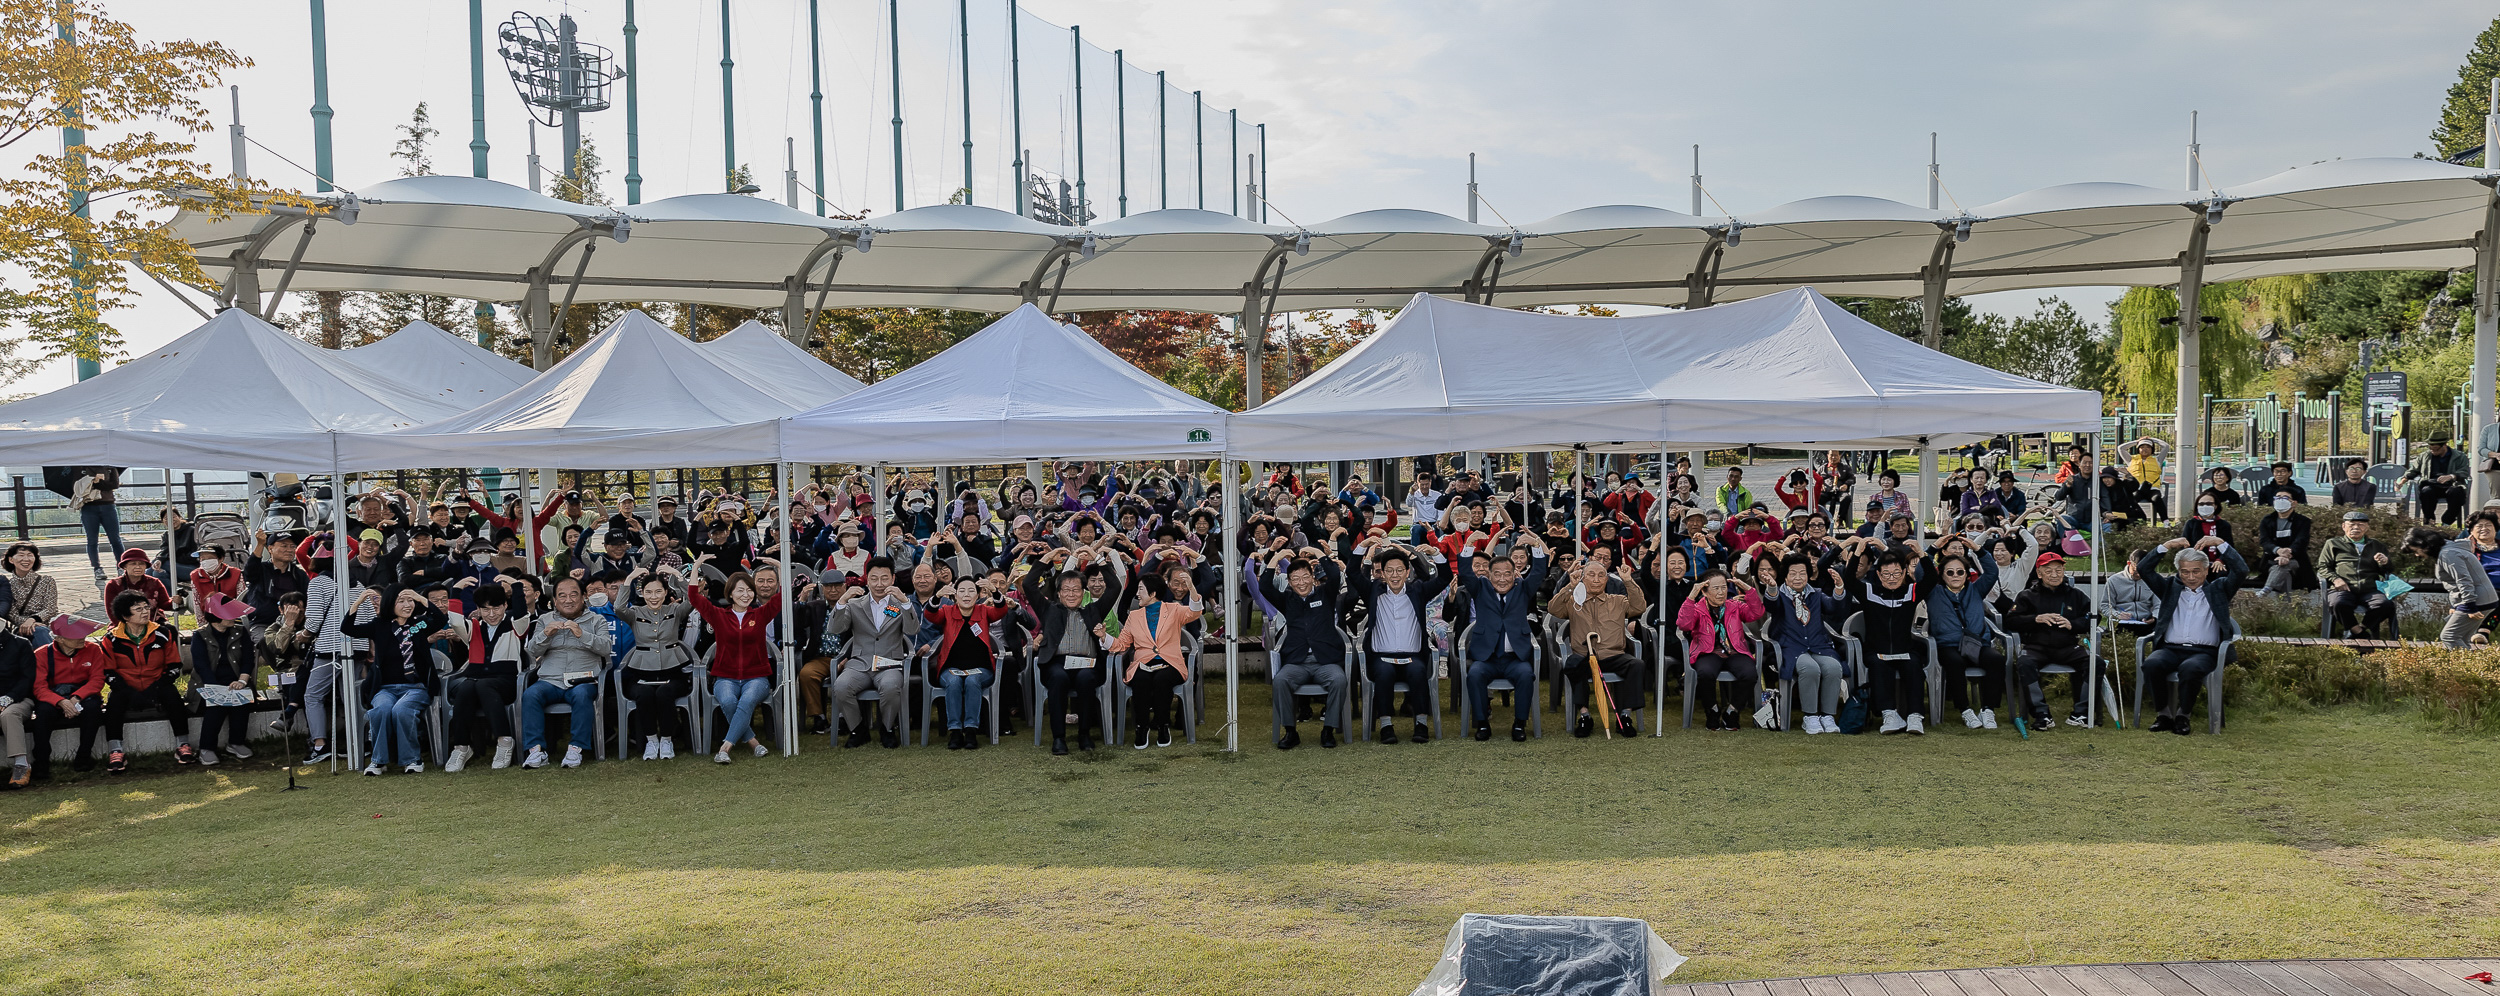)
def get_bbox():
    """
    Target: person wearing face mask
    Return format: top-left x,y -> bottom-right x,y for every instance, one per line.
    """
2181,497 -> 2235,555
448,538 -> 501,610
2256,495 -> 2315,594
